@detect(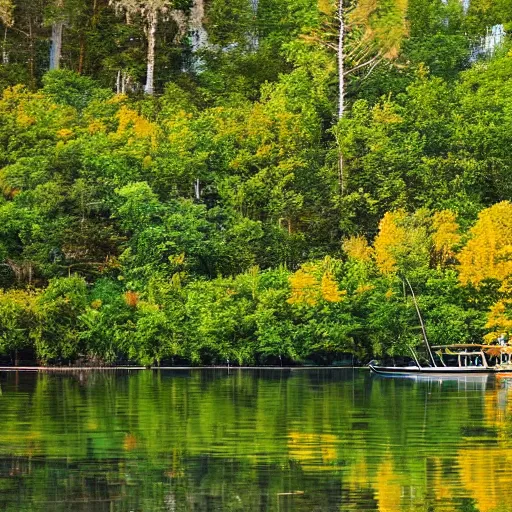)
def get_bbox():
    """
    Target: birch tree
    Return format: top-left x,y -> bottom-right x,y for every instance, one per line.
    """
46,0 -> 66,70
309,0 -> 408,193
0,0 -> 14,64
110,0 -> 185,95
